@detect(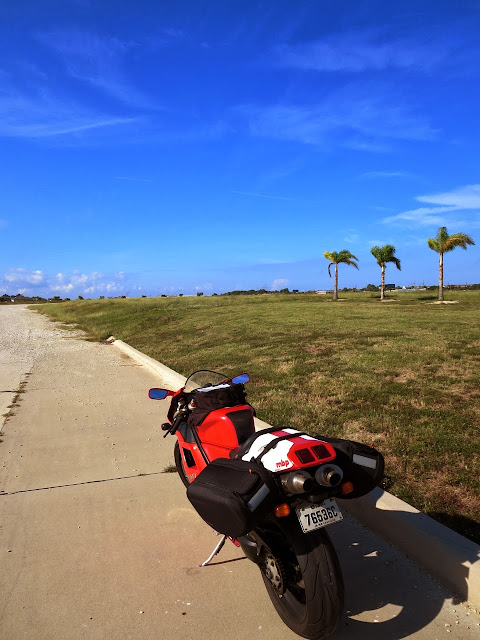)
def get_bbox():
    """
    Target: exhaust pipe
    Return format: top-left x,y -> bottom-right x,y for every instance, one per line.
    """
281,470 -> 314,494
315,464 -> 343,487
